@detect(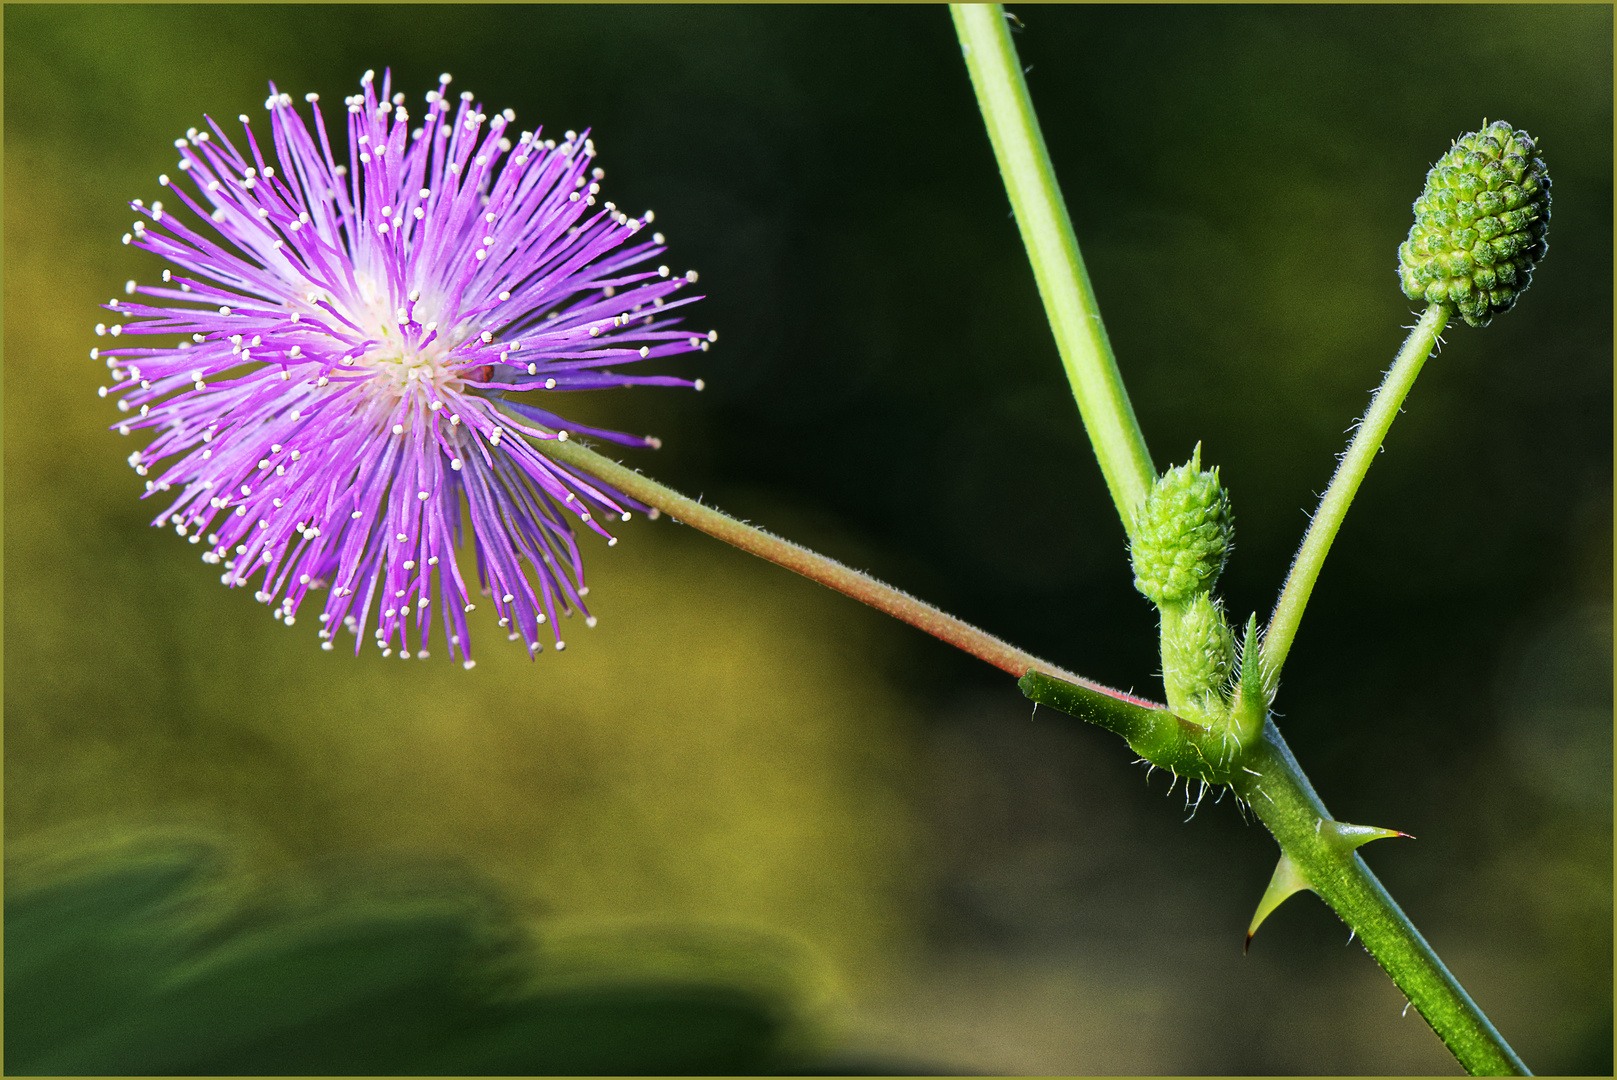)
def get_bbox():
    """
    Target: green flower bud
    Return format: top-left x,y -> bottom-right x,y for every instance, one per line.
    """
1161,593 -> 1235,717
1399,120 -> 1551,328
1131,444 -> 1233,608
